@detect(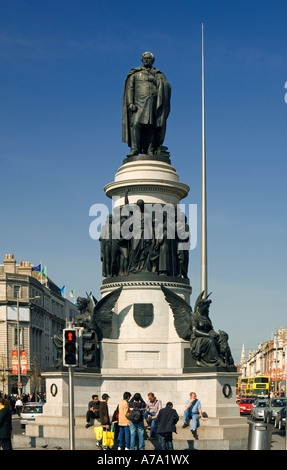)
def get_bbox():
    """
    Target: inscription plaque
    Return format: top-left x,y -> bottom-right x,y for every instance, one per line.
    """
126,351 -> 159,361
